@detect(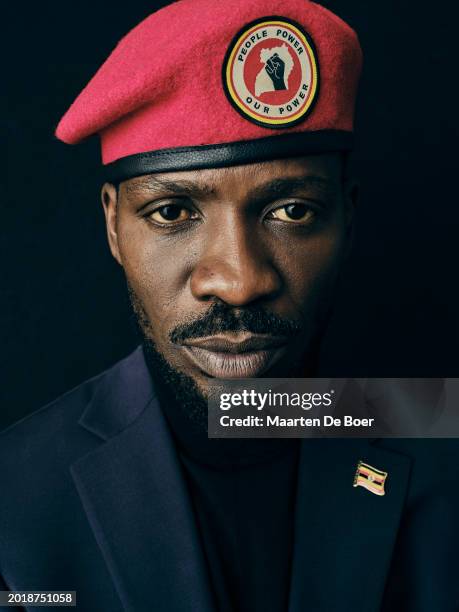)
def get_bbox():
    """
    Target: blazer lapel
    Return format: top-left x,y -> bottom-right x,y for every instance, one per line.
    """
70,348 -> 215,612
288,438 -> 412,612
